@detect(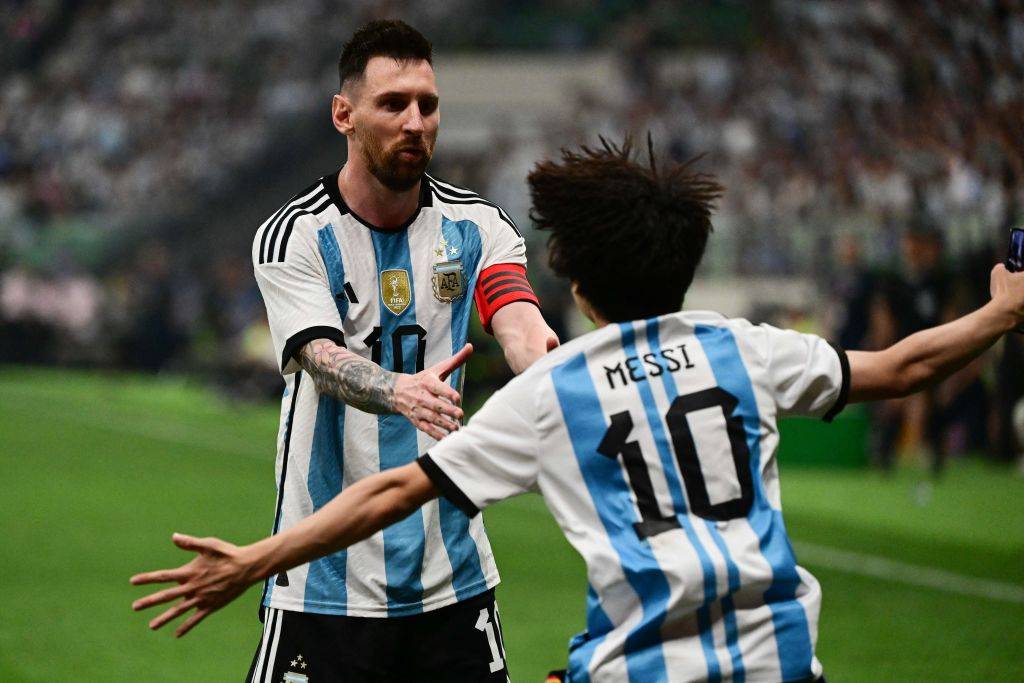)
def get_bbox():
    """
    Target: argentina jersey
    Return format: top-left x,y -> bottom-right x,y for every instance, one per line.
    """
421,310 -> 849,682
251,169 -> 528,617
